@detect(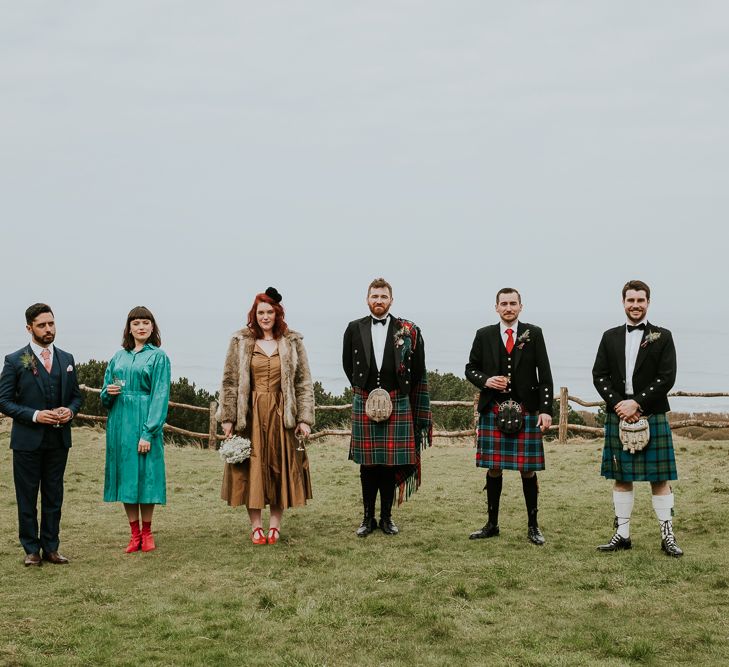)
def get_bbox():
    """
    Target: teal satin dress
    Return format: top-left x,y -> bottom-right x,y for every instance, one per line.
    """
101,345 -> 171,504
